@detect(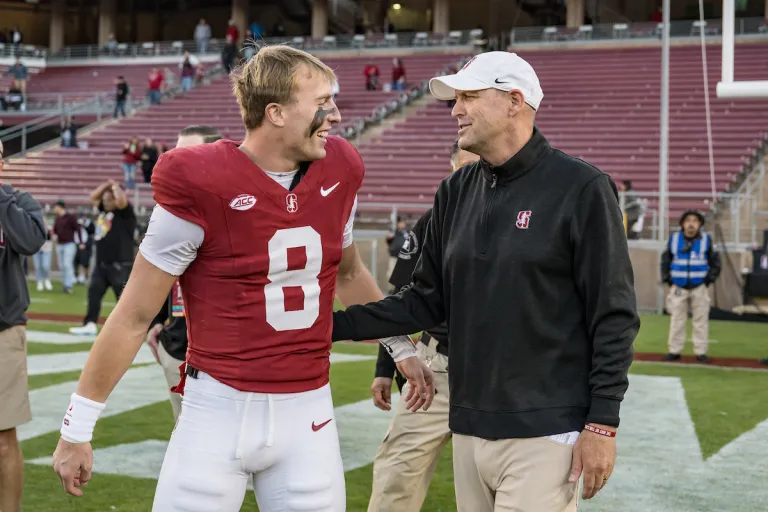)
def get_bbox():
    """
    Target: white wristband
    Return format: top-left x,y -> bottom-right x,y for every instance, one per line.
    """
60,393 -> 106,443
379,335 -> 418,363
